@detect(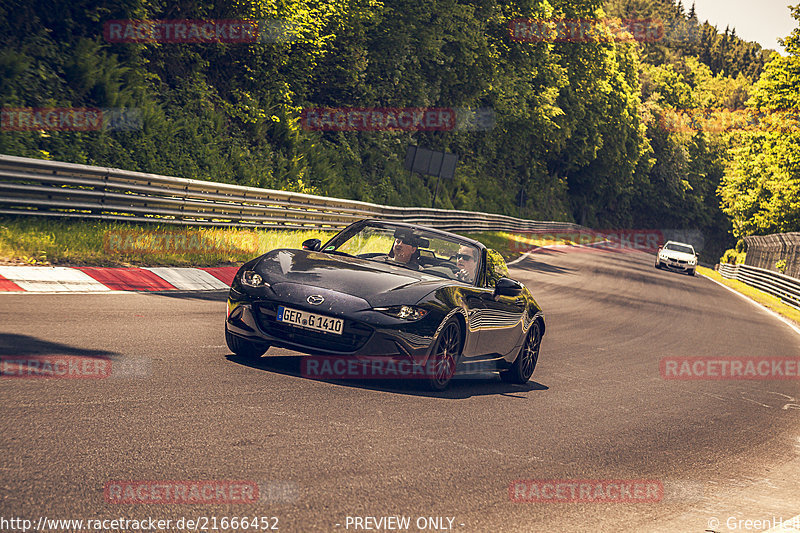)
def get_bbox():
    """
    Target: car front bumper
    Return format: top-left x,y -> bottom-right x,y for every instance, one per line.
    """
659,258 -> 694,271
226,296 -> 438,362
